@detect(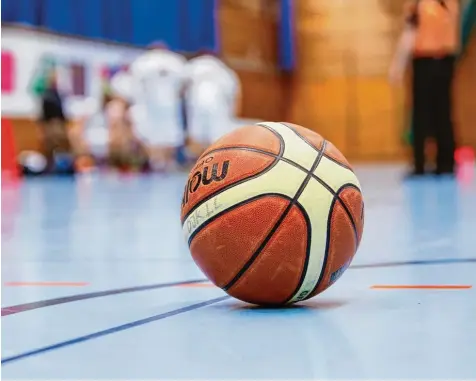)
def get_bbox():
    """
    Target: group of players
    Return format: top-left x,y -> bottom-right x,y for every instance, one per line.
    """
24,43 -> 241,175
